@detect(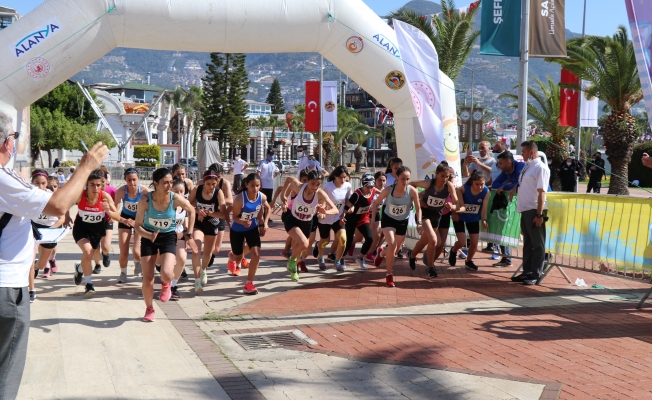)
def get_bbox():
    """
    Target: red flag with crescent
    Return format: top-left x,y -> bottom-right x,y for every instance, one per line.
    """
559,69 -> 579,127
305,81 -> 320,132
